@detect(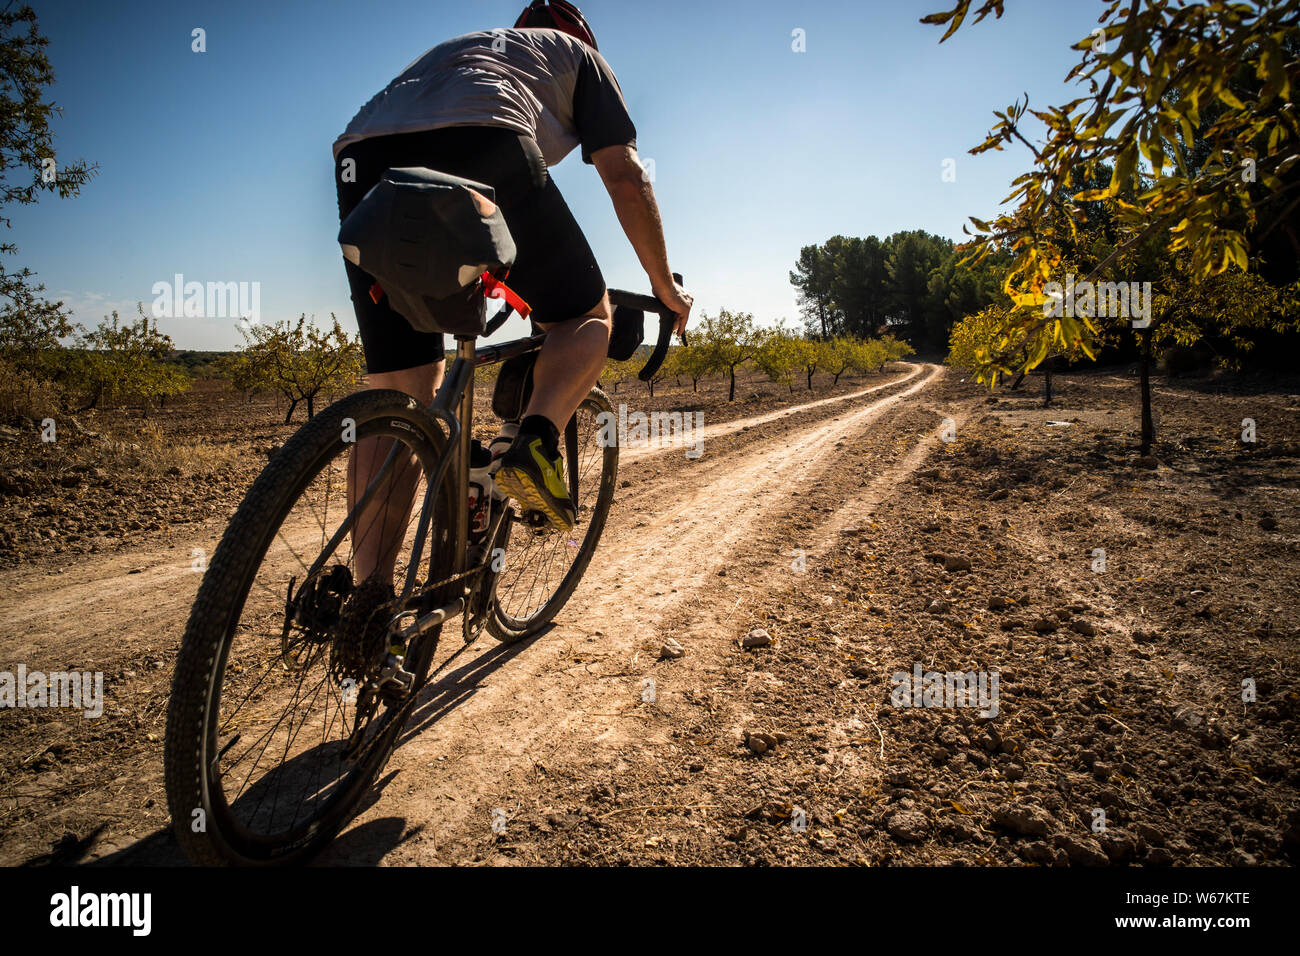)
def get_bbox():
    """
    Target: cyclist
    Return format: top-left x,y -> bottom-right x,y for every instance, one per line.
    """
334,0 -> 692,586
